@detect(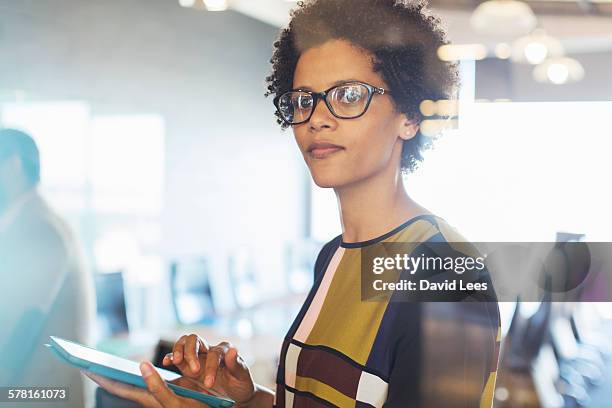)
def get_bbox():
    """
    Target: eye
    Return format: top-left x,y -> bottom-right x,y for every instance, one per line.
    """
337,85 -> 364,104
295,94 -> 313,110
